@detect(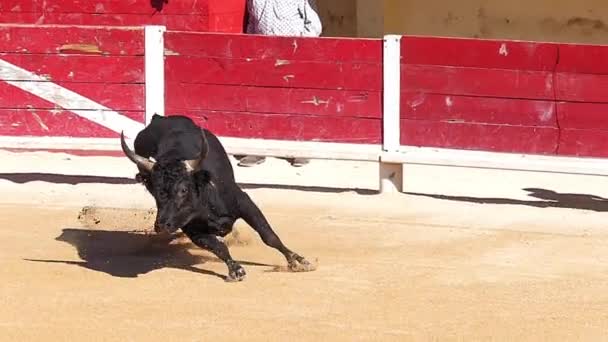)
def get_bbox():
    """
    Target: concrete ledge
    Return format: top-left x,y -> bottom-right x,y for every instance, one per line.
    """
382,146 -> 608,176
